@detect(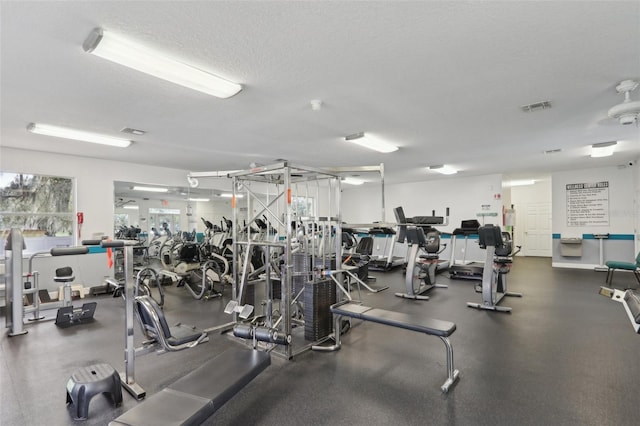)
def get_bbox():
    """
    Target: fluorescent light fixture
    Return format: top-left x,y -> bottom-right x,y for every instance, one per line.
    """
591,141 -> 617,158
83,28 -> 242,99
344,132 -> 398,153
188,198 -> 210,202
123,205 -> 139,210
27,123 -> 131,148
132,186 -> 168,193
220,193 -> 243,198
509,179 -> 536,187
428,165 -> 457,175
342,177 -> 364,185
